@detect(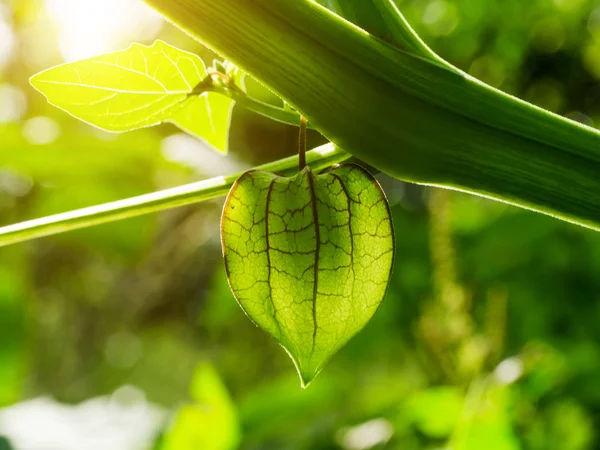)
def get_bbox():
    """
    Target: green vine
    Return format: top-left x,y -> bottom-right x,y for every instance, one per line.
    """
0,145 -> 348,248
